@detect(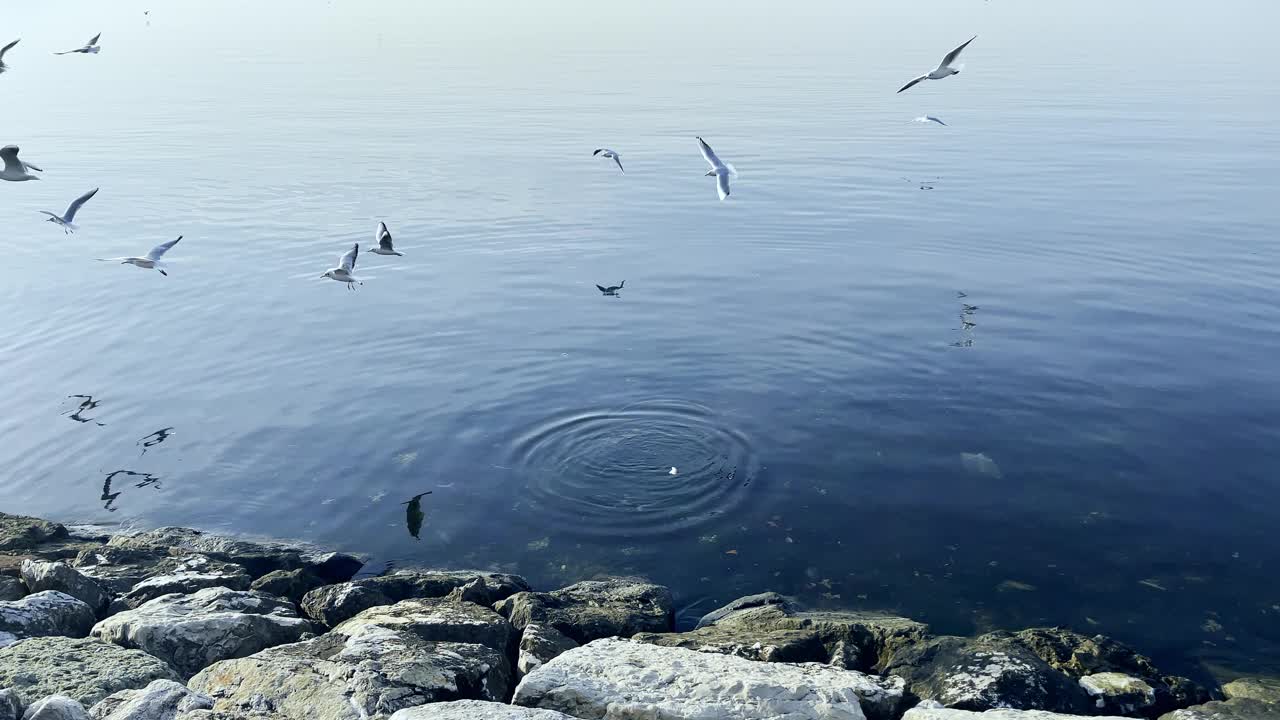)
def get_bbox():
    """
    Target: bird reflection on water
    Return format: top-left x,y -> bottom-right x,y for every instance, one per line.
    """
137,427 -> 175,455
64,395 -> 105,426
100,470 -> 161,512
